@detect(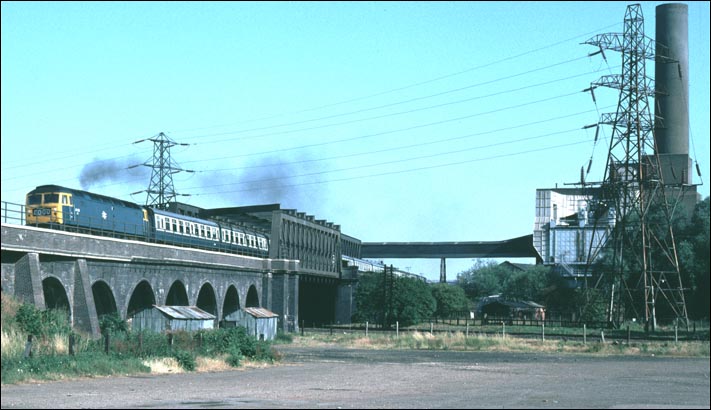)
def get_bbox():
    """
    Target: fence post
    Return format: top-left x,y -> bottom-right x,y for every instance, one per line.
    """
69,333 -> 75,356
430,322 -> 433,336
104,332 -> 110,354
23,334 -> 33,358
674,322 -> 678,343
502,321 -> 505,339
366,321 -> 369,337
466,320 -> 469,338
627,326 -> 630,345
167,333 -> 173,348
600,330 -> 605,343
301,320 -> 305,336
583,324 -> 586,345
396,321 -> 399,339
542,322 -> 545,341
